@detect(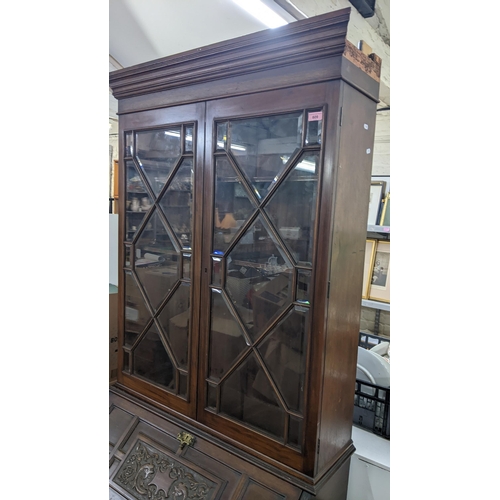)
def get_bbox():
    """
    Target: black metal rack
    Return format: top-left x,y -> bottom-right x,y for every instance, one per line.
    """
354,332 -> 390,439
